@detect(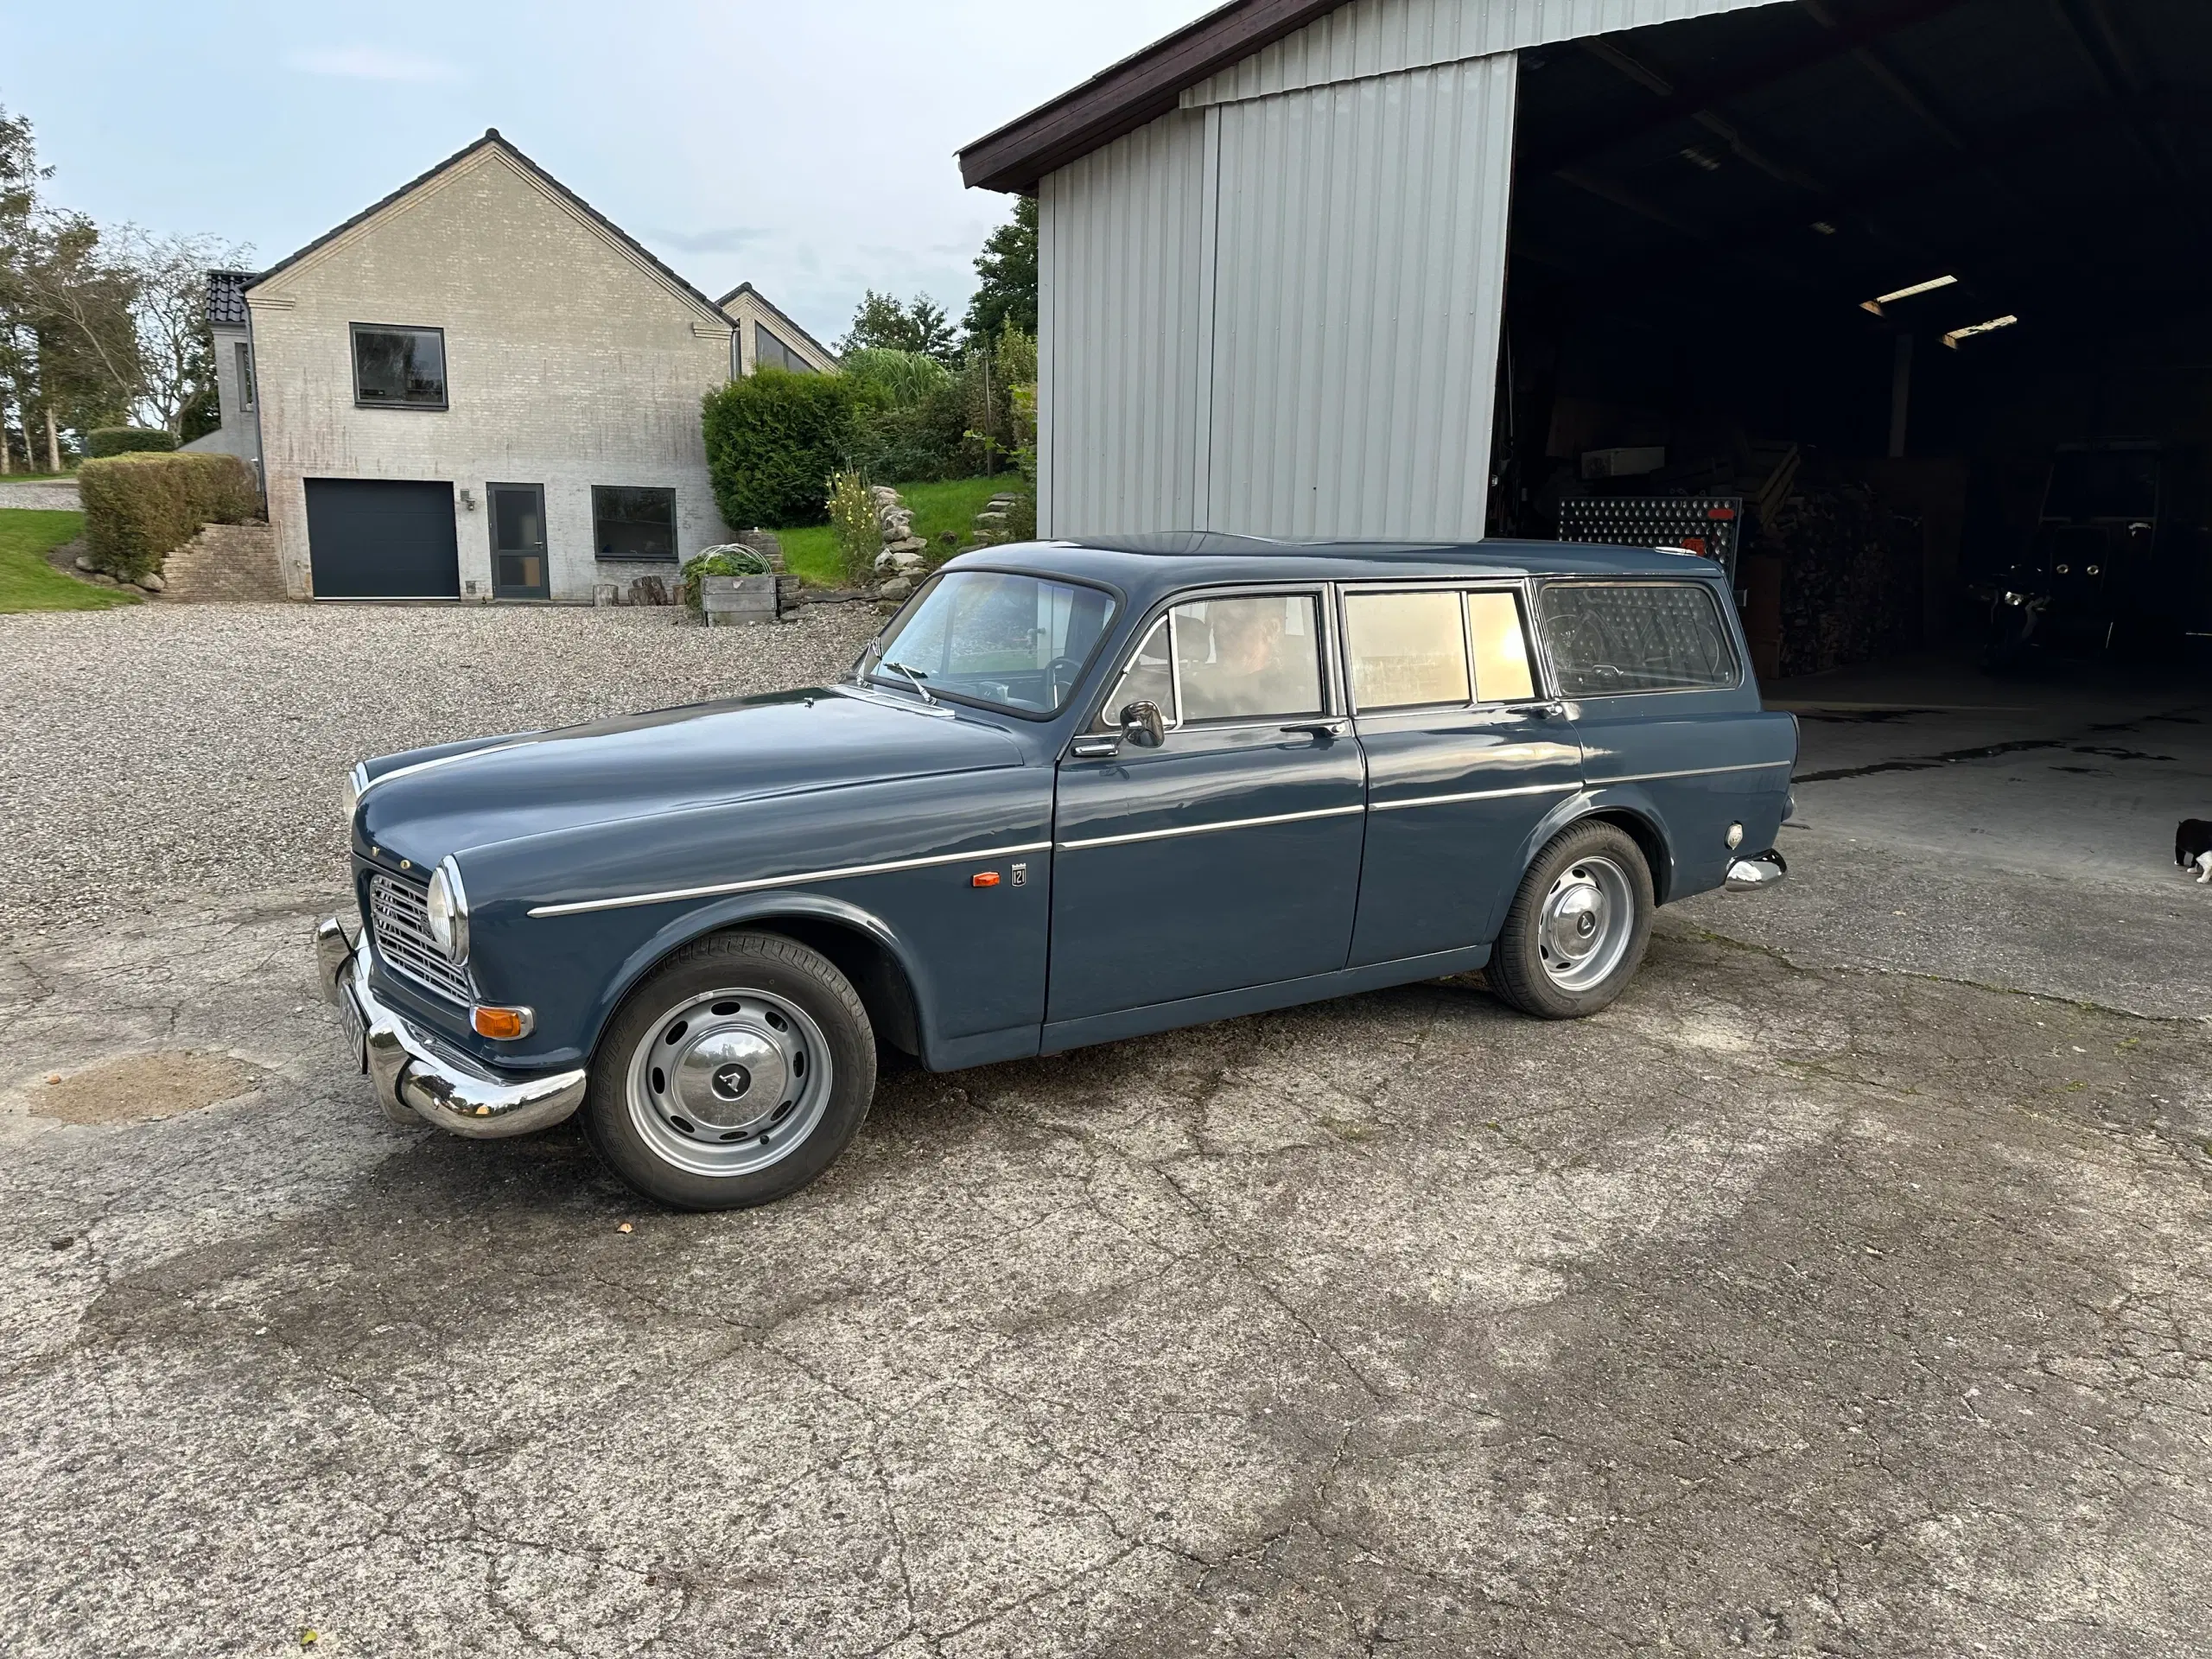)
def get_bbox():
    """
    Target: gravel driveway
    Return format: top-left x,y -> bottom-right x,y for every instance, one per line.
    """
0,602 -> 878,931
3,603 -> 2210,1656
0,480 -> 81,511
